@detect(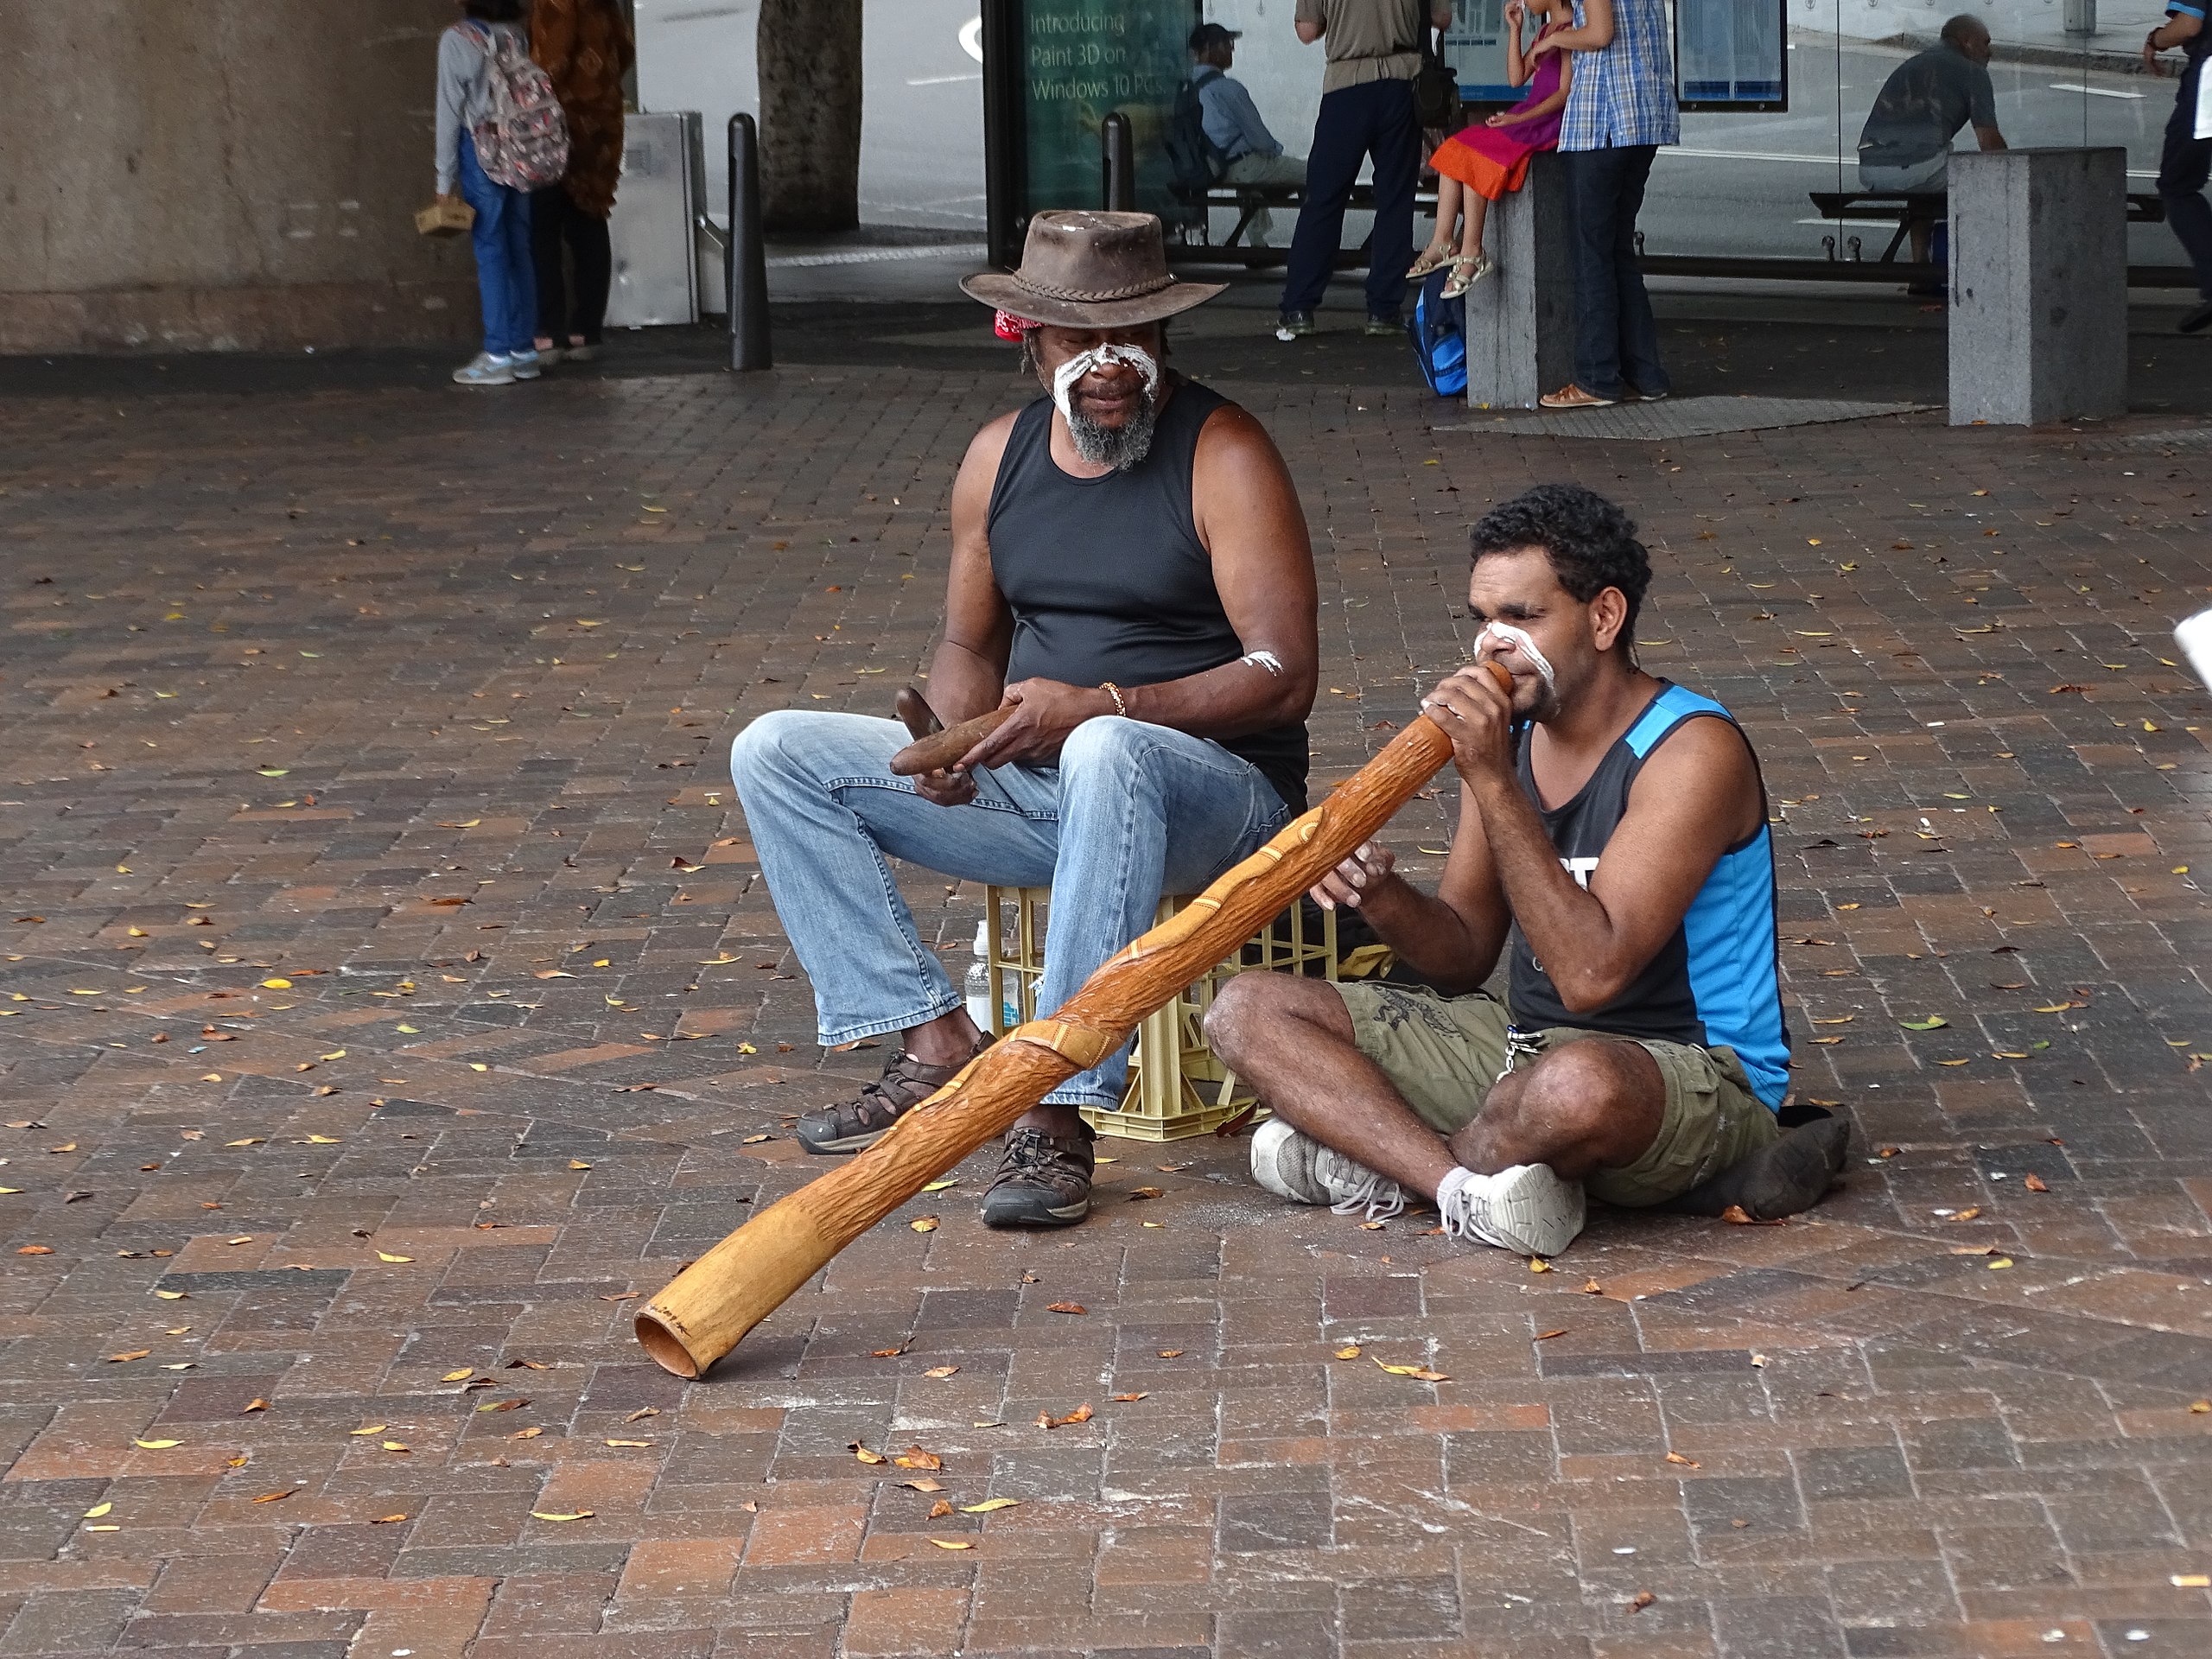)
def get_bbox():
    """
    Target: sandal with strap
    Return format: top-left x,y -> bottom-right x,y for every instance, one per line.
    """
1440,254 -> 1489,300
795,1039 -> 988,1154
1407,245 -> 1454,281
